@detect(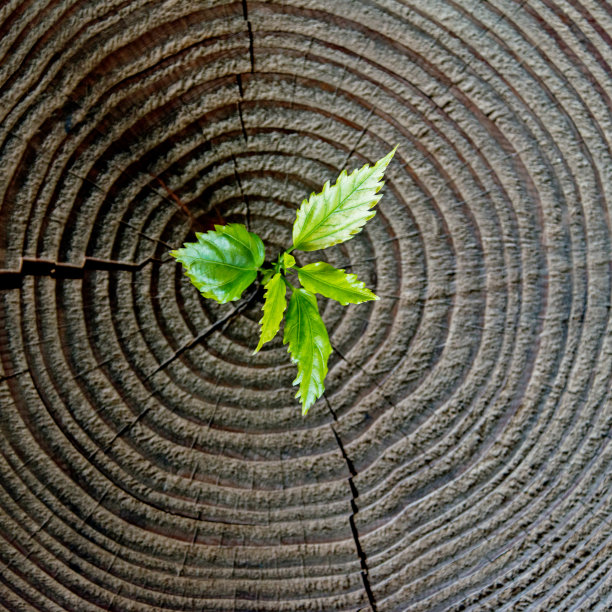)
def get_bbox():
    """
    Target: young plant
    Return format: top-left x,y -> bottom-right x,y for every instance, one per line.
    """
171,147 -> 396,414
